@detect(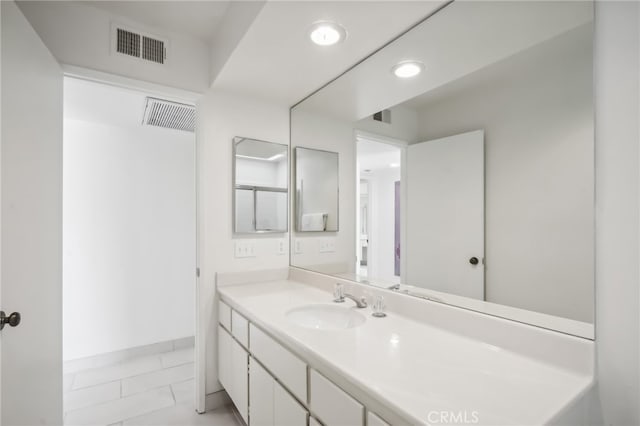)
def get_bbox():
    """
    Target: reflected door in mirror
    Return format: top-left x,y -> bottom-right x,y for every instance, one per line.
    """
406,130 -> 485,299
